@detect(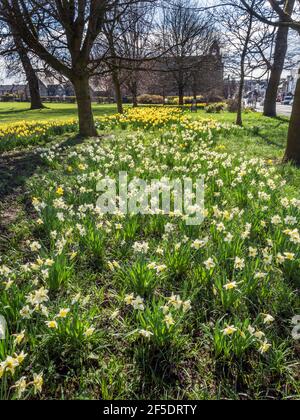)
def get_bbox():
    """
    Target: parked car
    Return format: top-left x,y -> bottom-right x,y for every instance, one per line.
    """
281,95 -> 293,105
